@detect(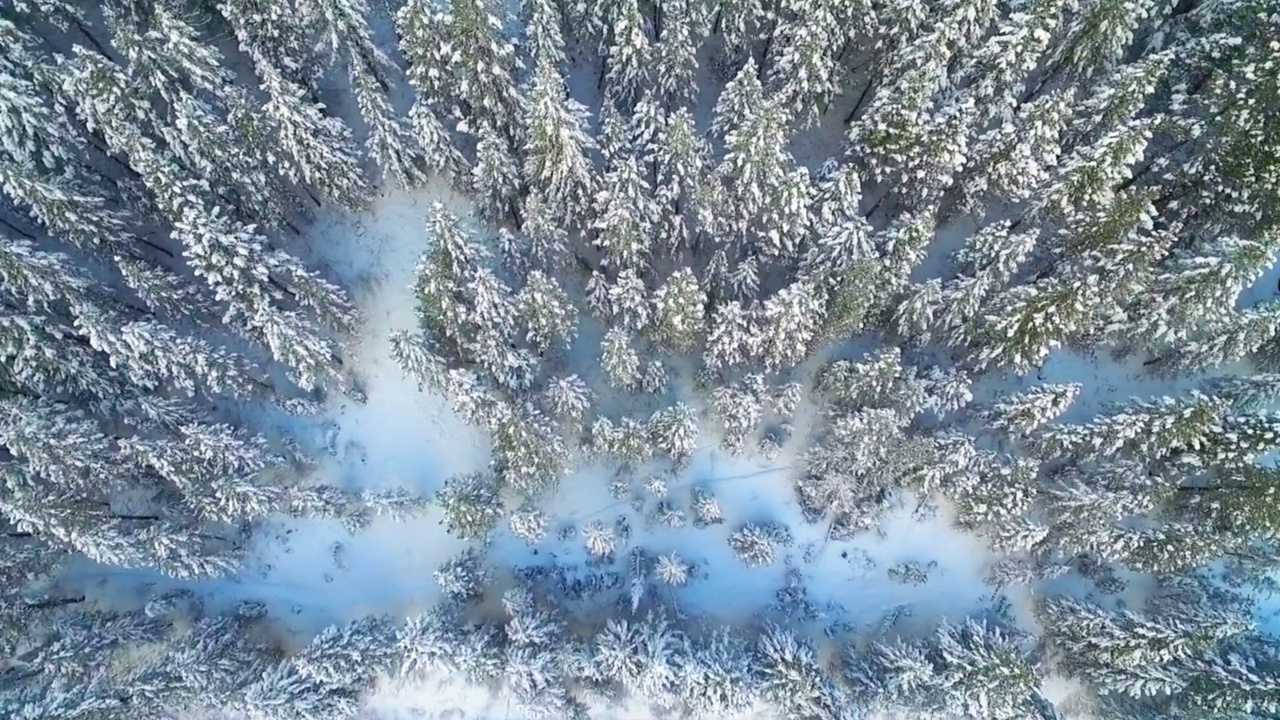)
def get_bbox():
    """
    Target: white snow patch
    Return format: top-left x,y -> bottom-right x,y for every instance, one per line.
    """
106,184 -> 1211,717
